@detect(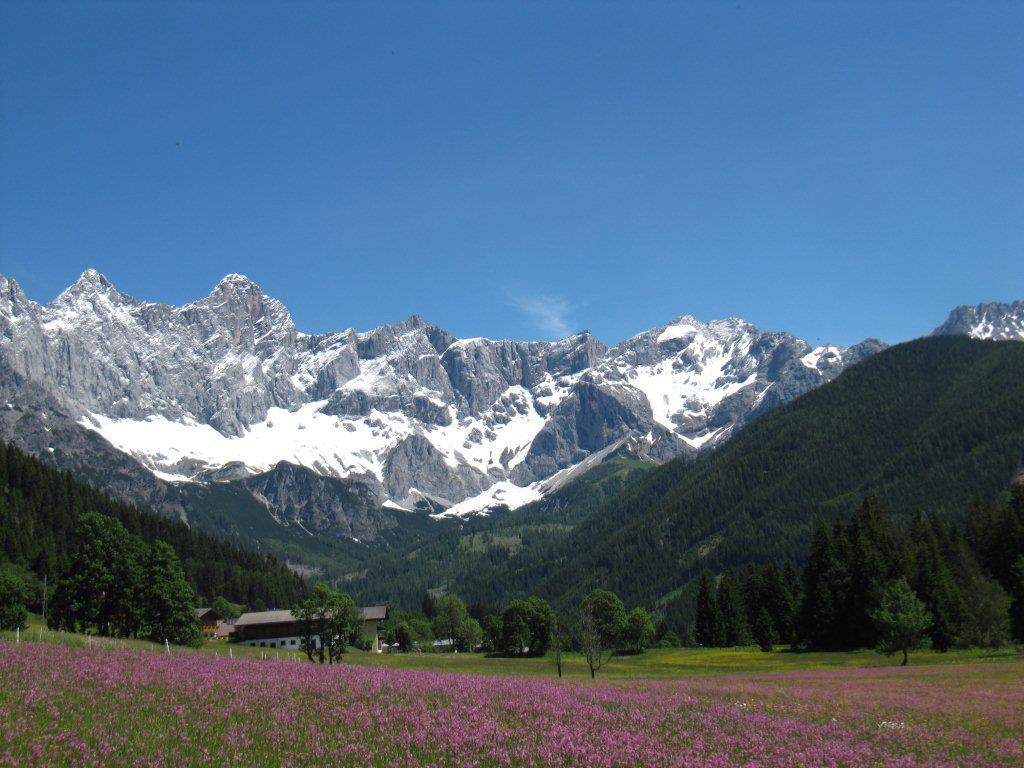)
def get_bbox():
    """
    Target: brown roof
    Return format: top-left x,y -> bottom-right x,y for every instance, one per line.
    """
234,606 -> 388,626
234,609 -> 295,627
195,607 -> 223,622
